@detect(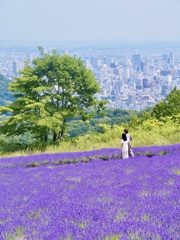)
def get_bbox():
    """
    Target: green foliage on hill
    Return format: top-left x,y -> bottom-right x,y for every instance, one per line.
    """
0,74 -> 14,106
0,114 -> 179,157
152,87 -> 180,119
66,108 -> 143,137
